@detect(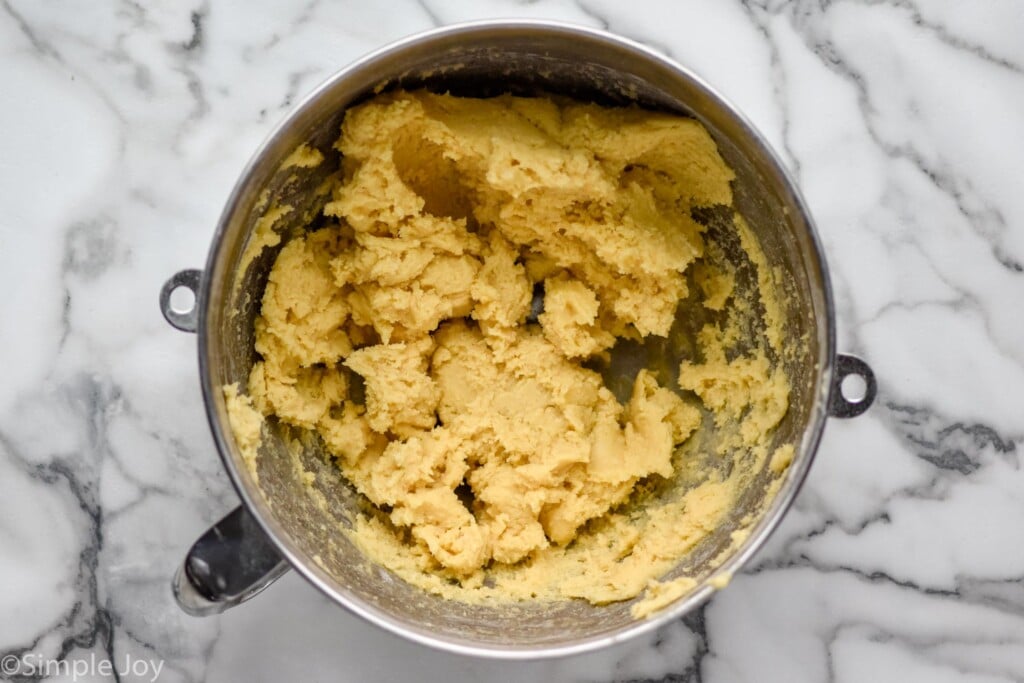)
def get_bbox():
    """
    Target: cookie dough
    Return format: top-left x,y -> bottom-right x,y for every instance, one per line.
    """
231,90 -> 792,608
